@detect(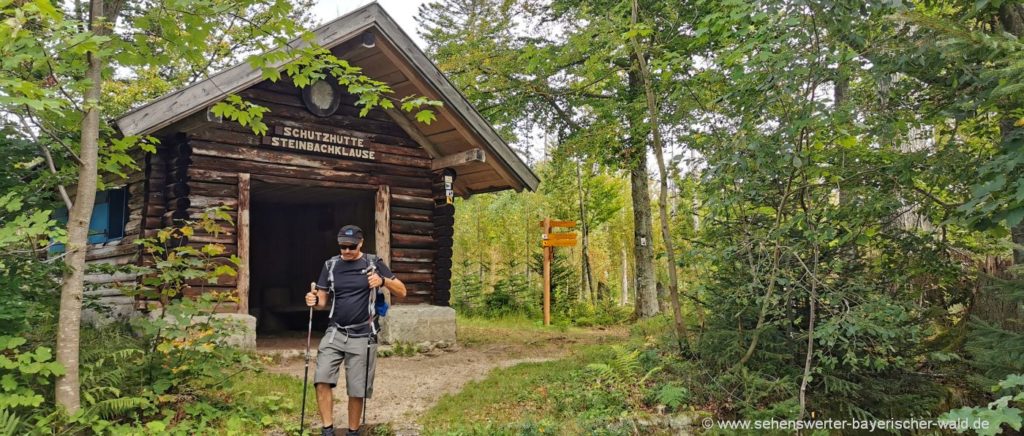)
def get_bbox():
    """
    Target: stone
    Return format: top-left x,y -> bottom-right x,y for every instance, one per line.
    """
378,304 -> 456,345
147,312 -> 257,351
